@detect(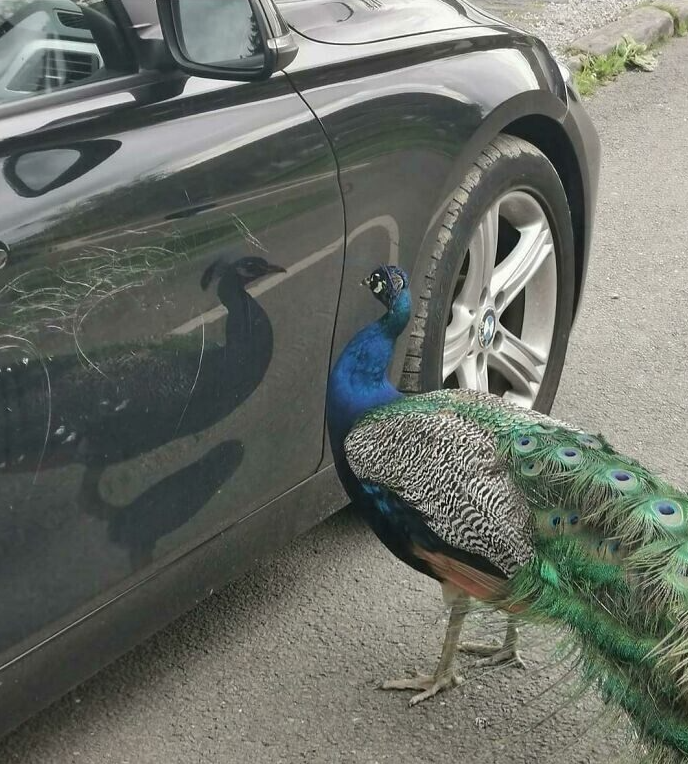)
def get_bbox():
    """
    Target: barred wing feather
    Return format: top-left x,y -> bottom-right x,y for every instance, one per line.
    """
344,404 -> 535,579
